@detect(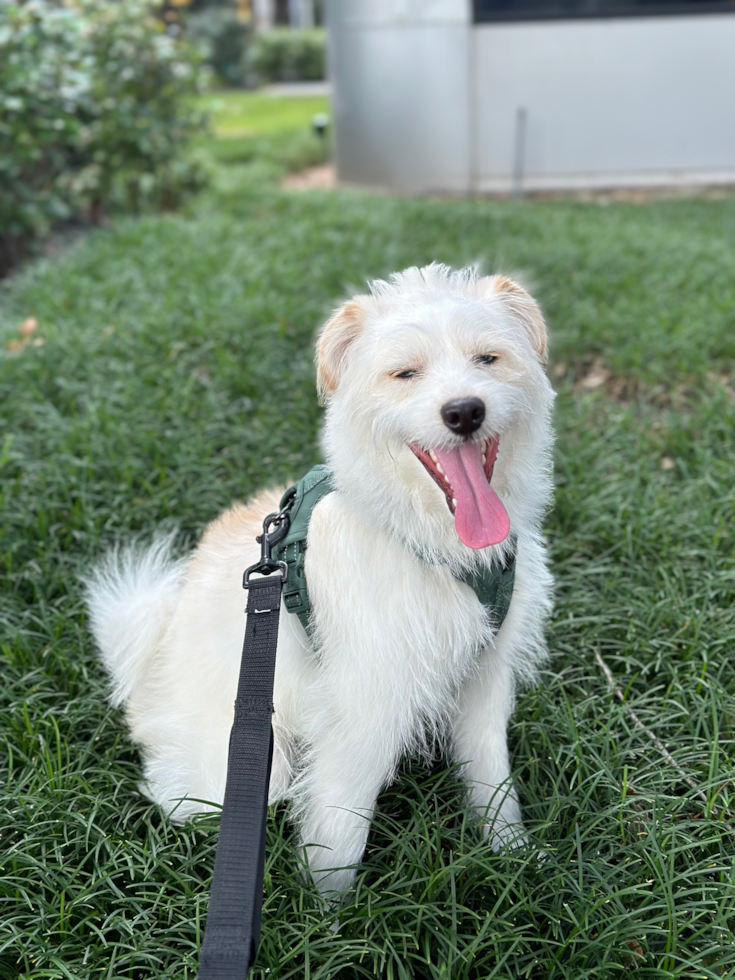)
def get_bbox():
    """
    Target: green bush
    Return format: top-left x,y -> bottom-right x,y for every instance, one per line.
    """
247,28 -> 326,84
186,5 -> 251,87
0,0 -> 207,275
